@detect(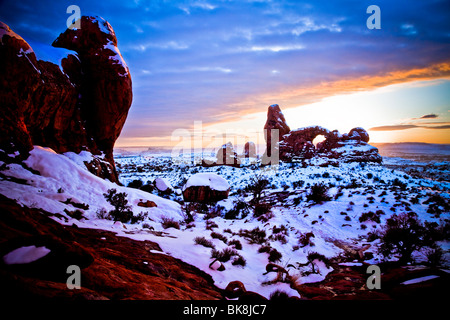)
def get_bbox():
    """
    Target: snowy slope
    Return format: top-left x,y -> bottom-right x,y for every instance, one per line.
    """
0,146 -> 449,299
